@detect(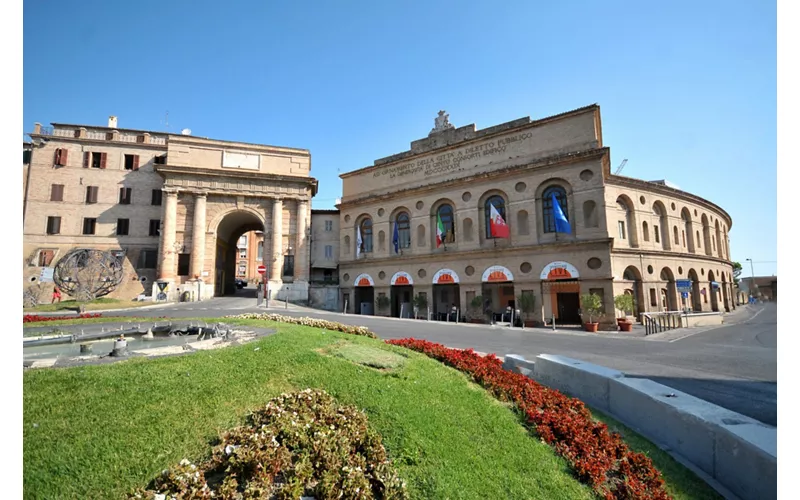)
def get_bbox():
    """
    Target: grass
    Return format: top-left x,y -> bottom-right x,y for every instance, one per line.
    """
22,317 -> 141,331
24,321 -> 595,500
589,408 -> 722,500
24,297 -> 155,312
